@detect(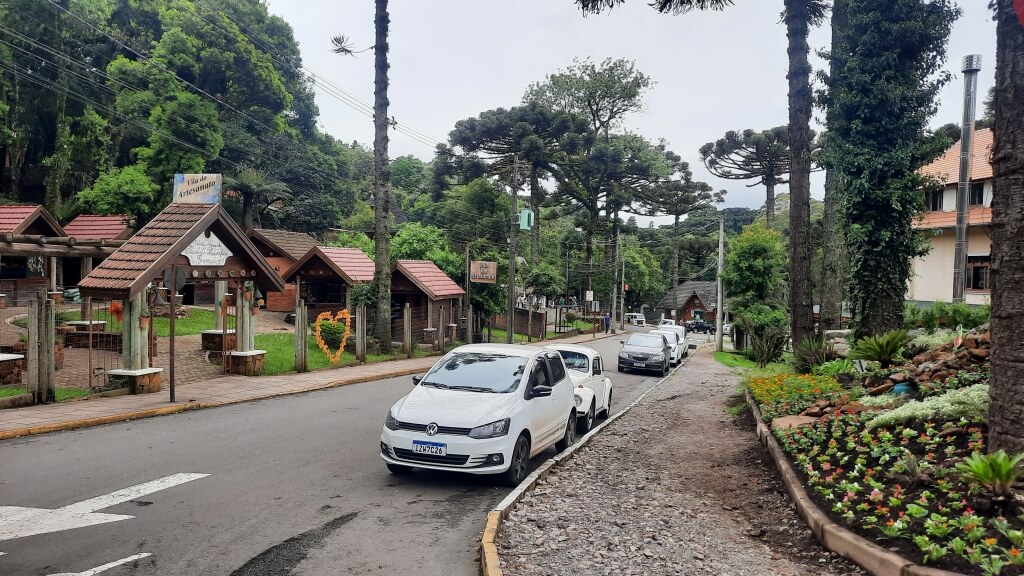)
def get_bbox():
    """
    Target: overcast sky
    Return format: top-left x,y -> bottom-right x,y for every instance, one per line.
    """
264,0 -> 996,226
